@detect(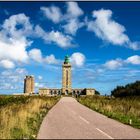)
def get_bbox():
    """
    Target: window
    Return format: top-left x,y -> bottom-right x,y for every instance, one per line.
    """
66,70 -> 68,88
